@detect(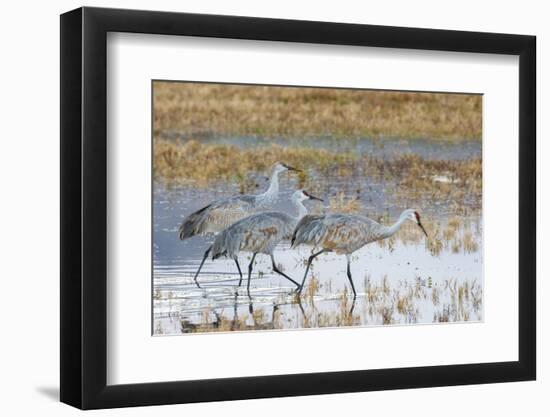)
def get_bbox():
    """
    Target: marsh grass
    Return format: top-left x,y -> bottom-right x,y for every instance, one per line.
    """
365,153 -> 482,214
154,141 -> 482,214
328,191 -> 363,214
369,217 -> 481,255
154,82 -> 482,140
305,276 -> 321,300
154,139 -> 354,187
